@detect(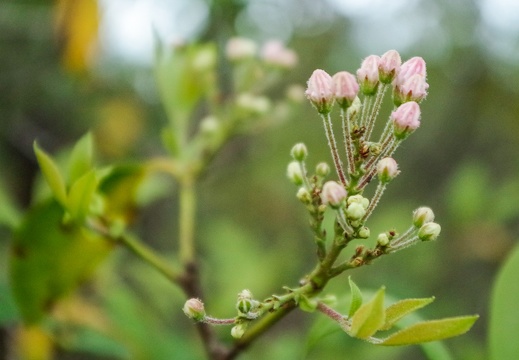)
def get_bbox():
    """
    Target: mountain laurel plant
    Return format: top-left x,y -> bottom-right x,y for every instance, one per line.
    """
9,39 -> 477,359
